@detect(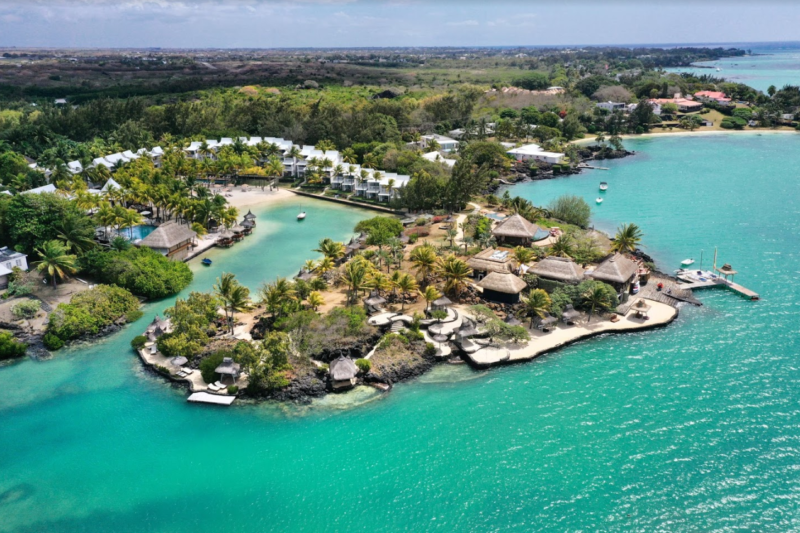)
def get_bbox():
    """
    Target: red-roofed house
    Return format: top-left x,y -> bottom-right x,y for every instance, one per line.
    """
694,91 -> 732,105
650,97 -> 704,113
